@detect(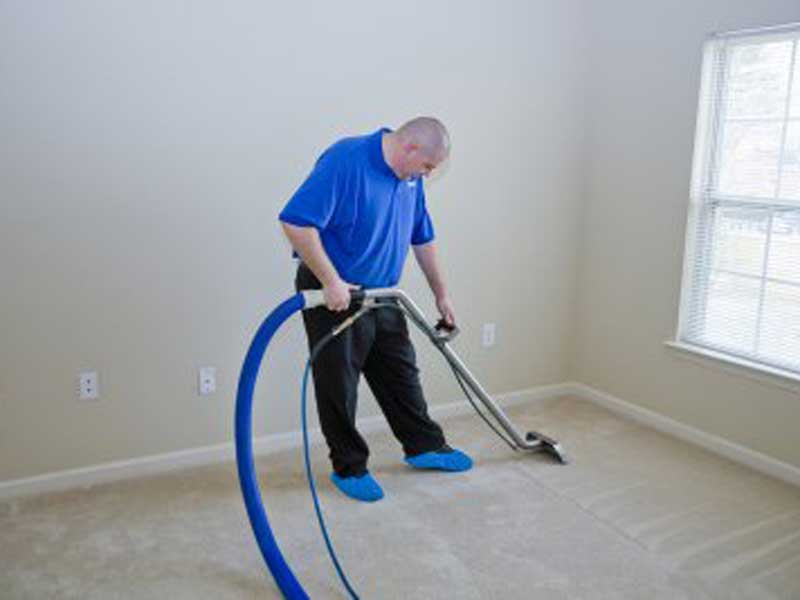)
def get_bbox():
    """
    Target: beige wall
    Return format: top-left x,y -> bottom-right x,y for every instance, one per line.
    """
574,1 -> 800,467
0,1 -> 586,481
